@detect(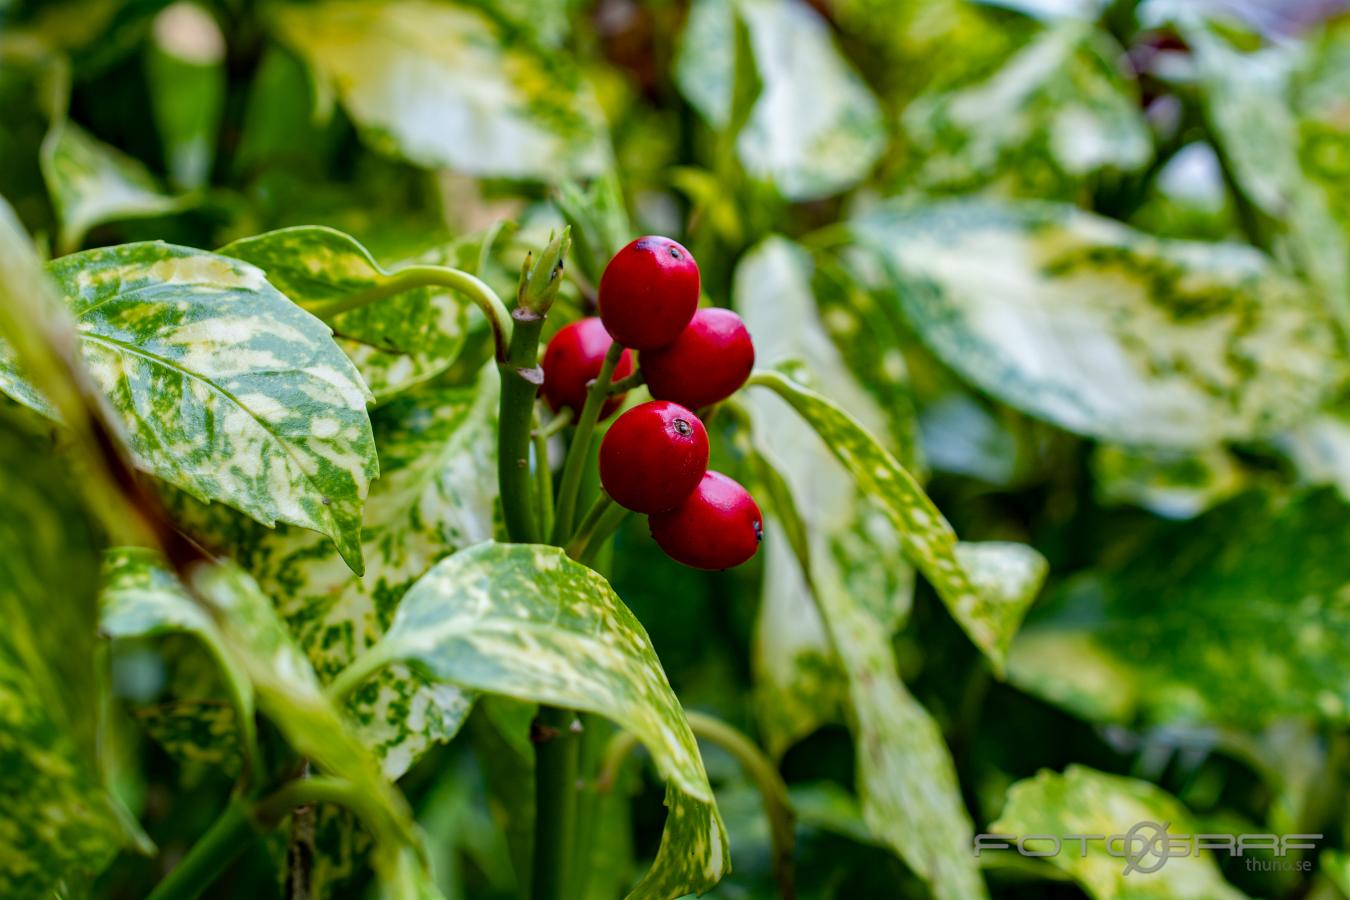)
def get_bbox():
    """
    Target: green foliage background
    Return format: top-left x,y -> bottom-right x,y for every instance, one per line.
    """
1,0 -> 1349,898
